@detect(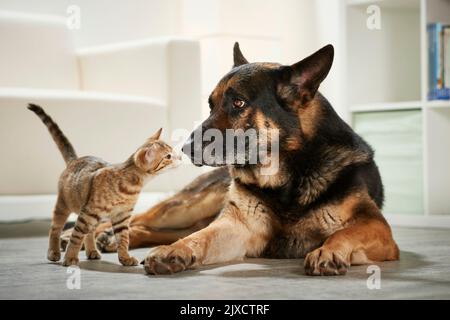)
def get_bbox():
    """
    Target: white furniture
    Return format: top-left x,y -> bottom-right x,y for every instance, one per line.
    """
345,0 -> 450,227
0,11 -> 204,221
